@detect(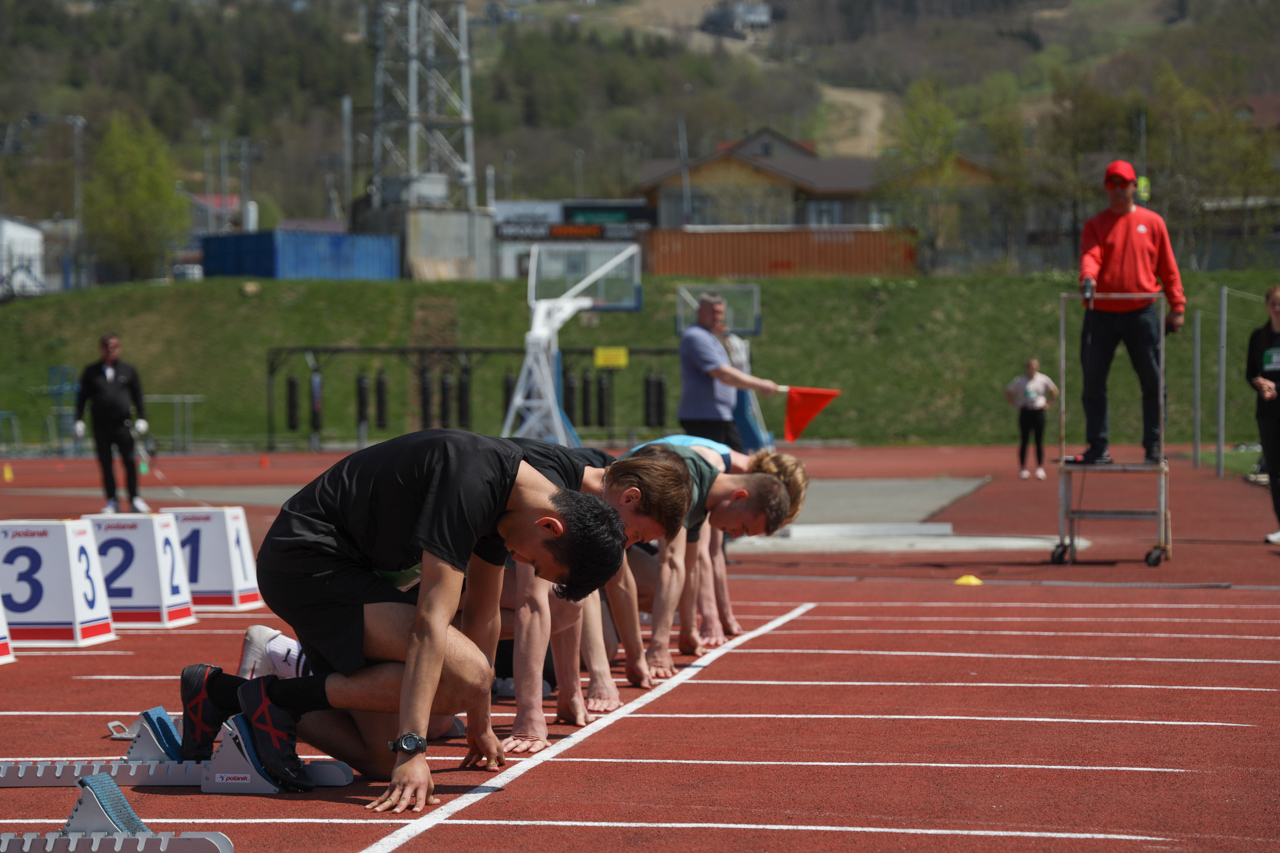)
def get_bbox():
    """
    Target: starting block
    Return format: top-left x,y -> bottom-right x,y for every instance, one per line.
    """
0,707 -> 352,795
0,520 -> 116,647
83,513 -> 198,628
161,508 -> 261,611
0,772 -> 234,853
